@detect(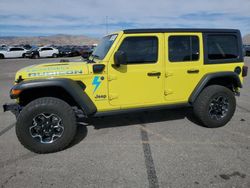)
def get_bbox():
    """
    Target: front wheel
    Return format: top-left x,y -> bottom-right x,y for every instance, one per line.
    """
16,97 -> 77,153
193,85 -> 236,128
